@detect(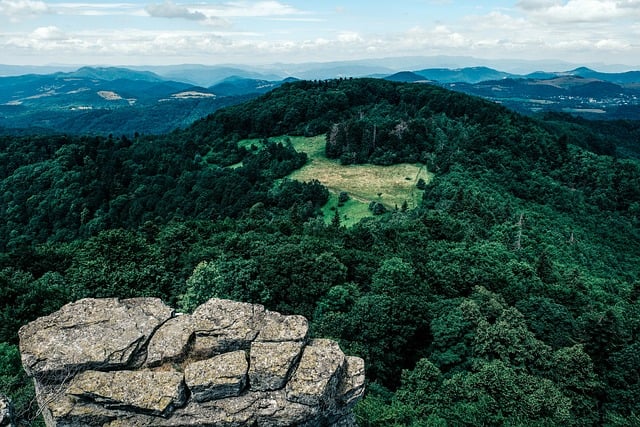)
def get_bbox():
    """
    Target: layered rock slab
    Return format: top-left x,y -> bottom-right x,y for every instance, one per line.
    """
19,298 -> 172,378
66,369 -> 186,415
184,351 -> 248,402
18,297 -> 365,426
